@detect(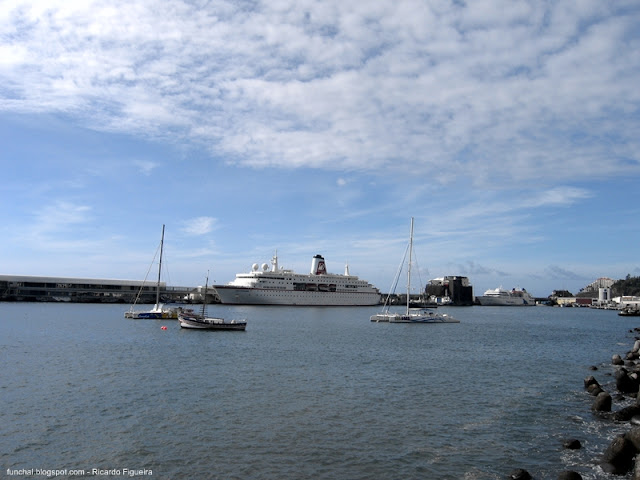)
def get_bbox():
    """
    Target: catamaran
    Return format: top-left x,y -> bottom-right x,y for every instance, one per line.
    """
370,218 -> 459,324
